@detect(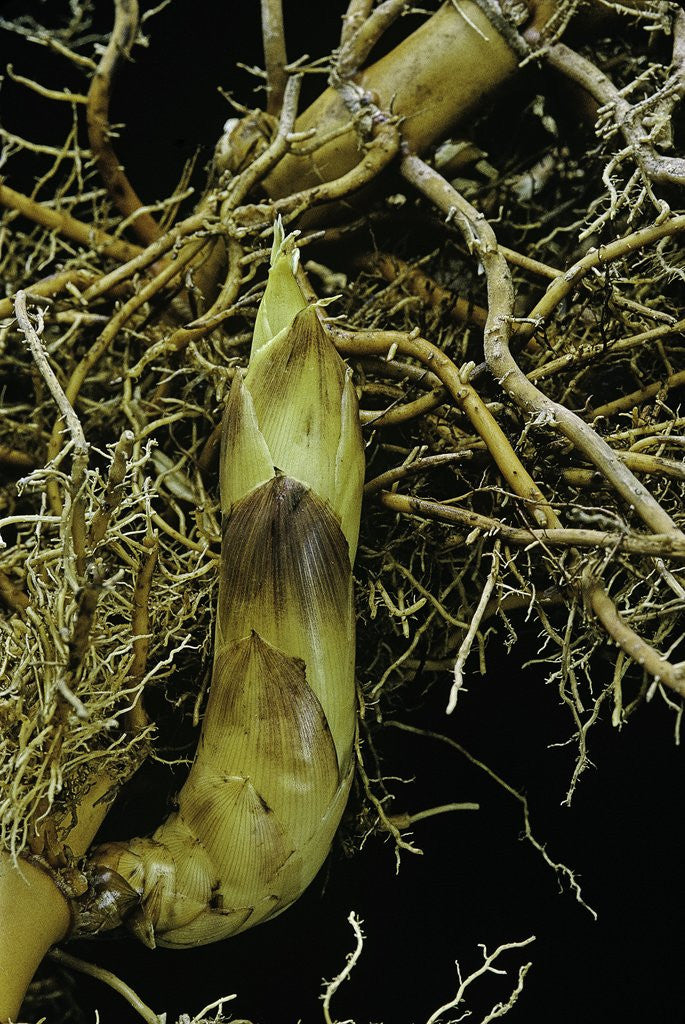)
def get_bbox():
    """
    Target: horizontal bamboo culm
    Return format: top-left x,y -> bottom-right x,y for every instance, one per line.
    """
73,221 -> 364,947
